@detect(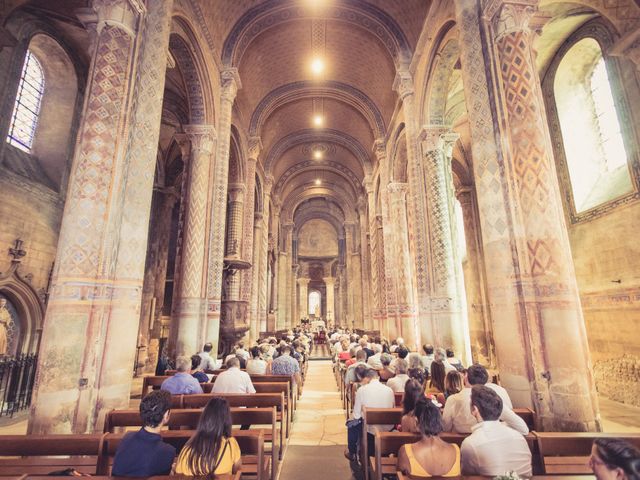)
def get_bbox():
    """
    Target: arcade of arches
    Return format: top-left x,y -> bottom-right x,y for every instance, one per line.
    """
0,0 -> 639,437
